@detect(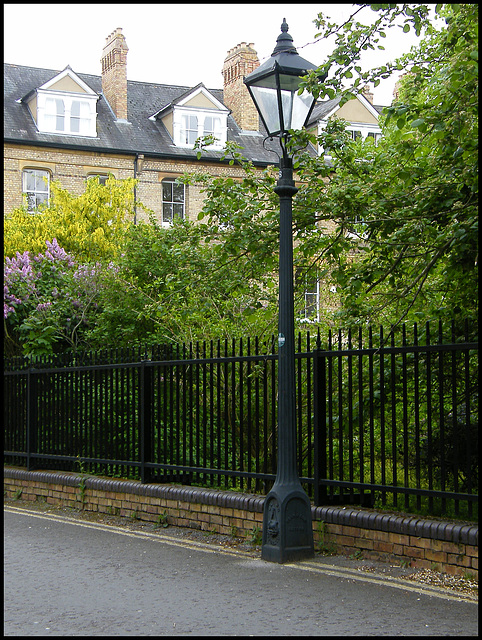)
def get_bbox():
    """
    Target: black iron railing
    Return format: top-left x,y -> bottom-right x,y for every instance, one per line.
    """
4,321 -> 478,518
